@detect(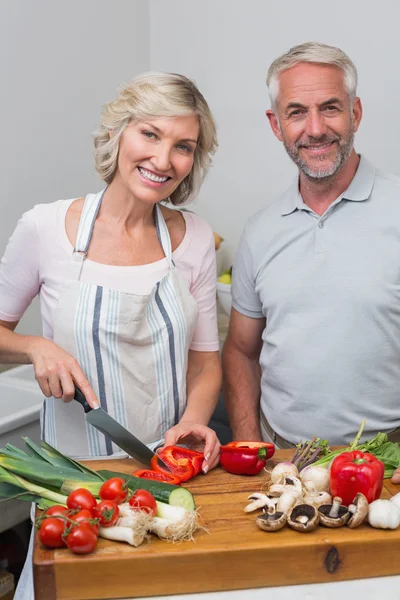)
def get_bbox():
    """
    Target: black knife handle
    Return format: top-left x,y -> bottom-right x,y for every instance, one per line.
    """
73,386 -> 93,414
